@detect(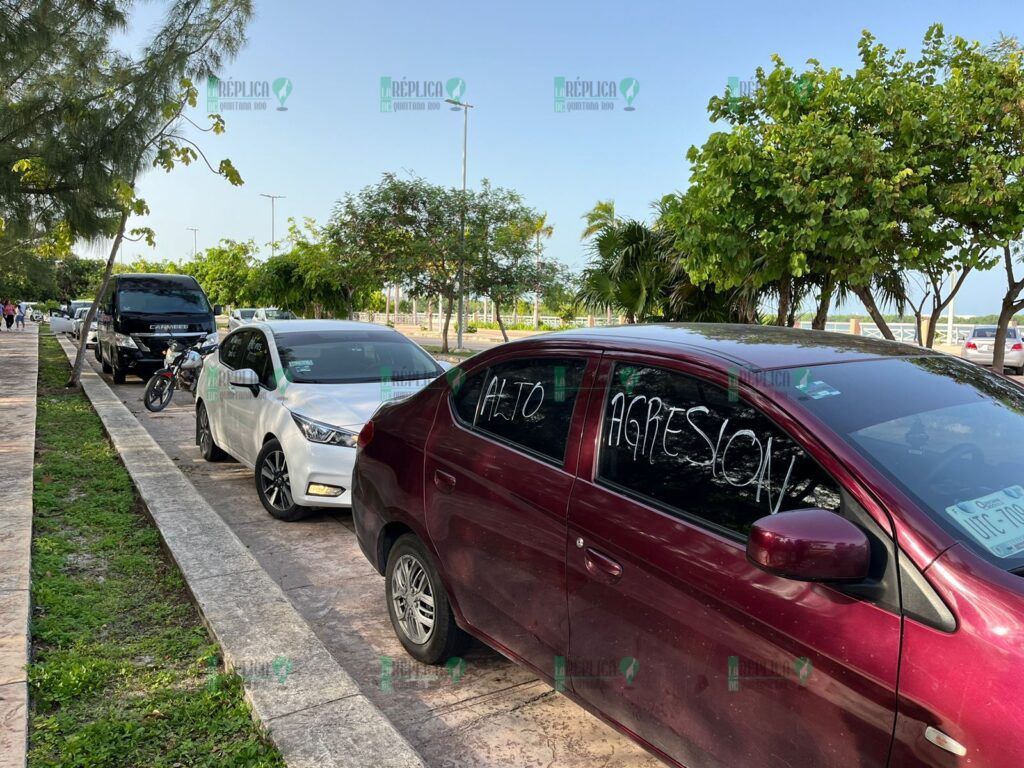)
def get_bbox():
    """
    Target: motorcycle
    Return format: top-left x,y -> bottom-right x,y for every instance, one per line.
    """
143,338 -> 218,412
